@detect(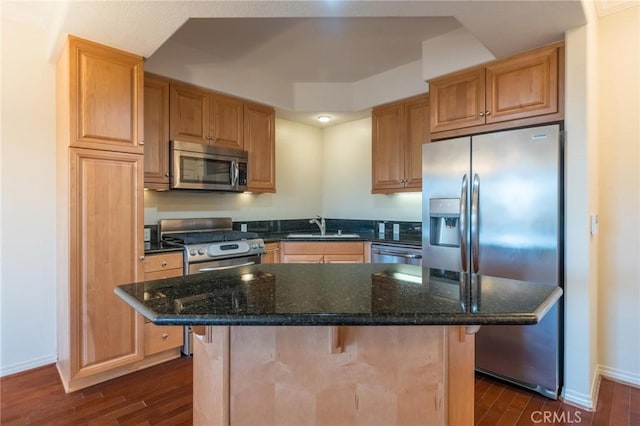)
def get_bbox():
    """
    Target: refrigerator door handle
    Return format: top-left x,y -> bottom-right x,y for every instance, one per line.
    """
459,174 -> 469,272
471,173 -> 480,273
